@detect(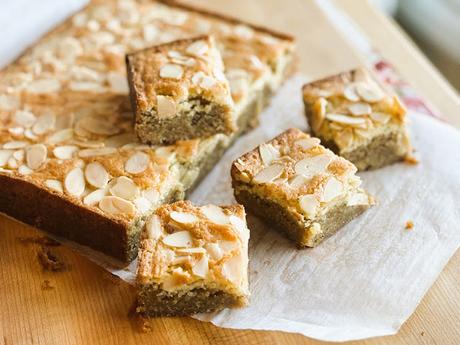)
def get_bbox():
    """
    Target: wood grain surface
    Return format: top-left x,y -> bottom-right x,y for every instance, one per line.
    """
1,1 -> 459,344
